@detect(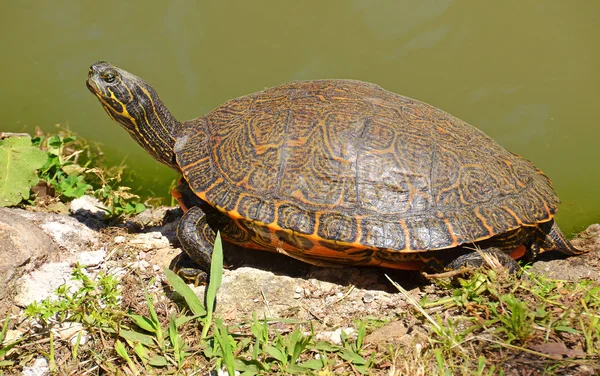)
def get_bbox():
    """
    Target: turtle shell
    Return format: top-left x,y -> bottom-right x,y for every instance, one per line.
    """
174,80 -> 557,267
